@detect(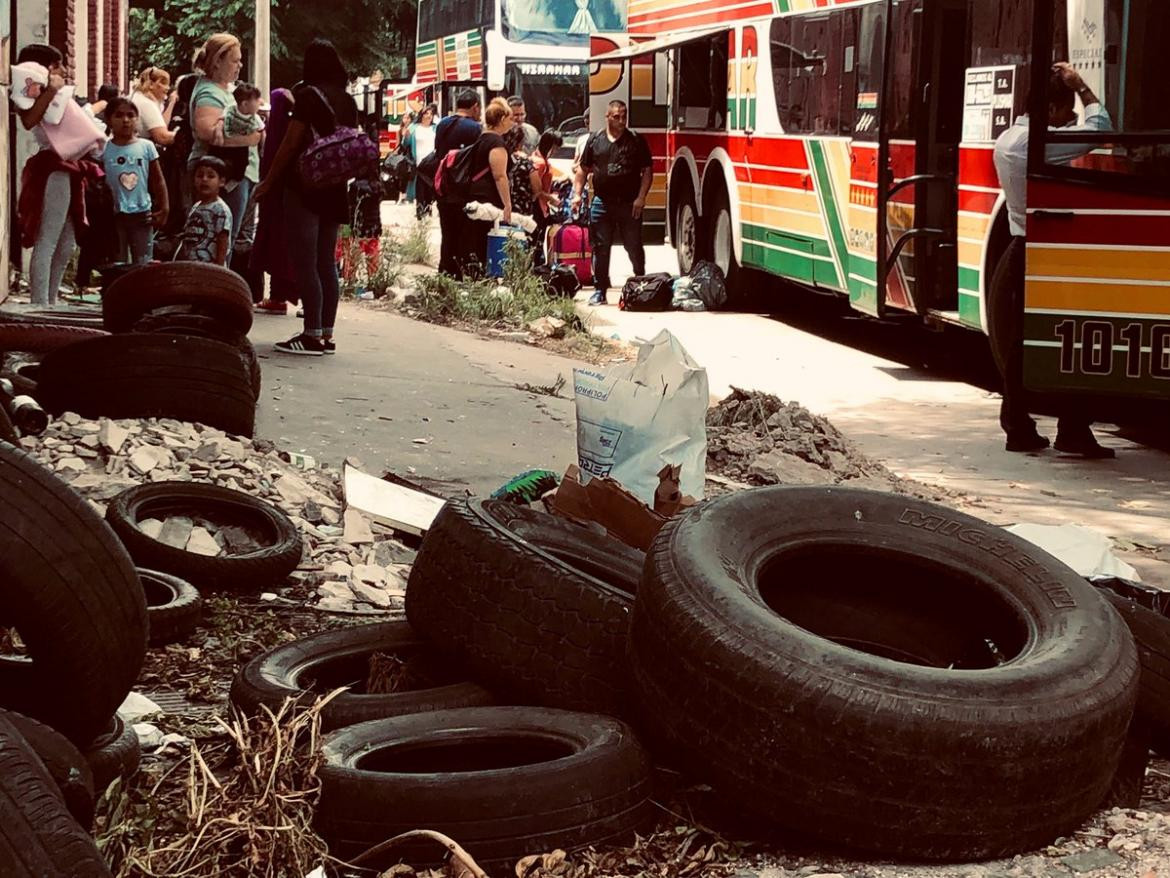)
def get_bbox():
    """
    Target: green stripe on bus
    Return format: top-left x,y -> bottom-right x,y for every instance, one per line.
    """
444,37 -> 457,51
467,31 -> 482,45
742,243 -> 818,284
741,223 -> 833,259
850,255 -> 877,282
958,292 -> 981,326
958,266 -> 980,292
775,0 -> 791,12
417,43 -> 437,57
806,141 -> 849,290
